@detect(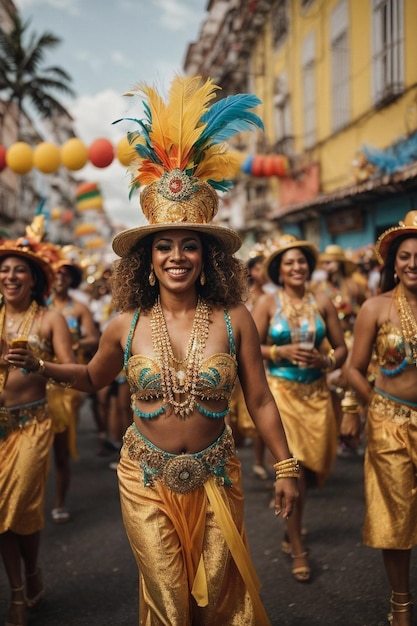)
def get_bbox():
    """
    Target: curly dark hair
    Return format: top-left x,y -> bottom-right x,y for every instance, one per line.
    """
111,233 -> 249,312
379,233 -> 417,292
